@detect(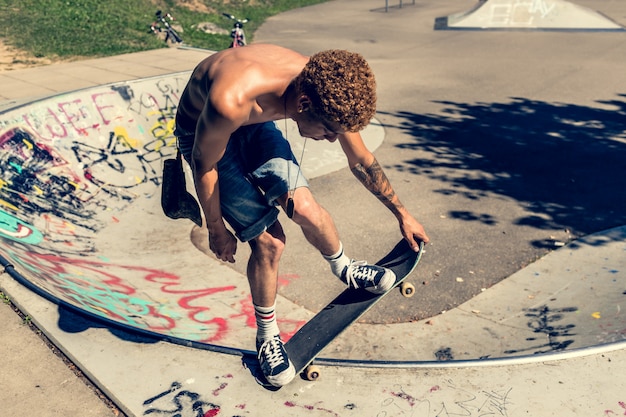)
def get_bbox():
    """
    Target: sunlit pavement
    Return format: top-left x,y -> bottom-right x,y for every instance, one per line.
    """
1,1 -> 625,415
